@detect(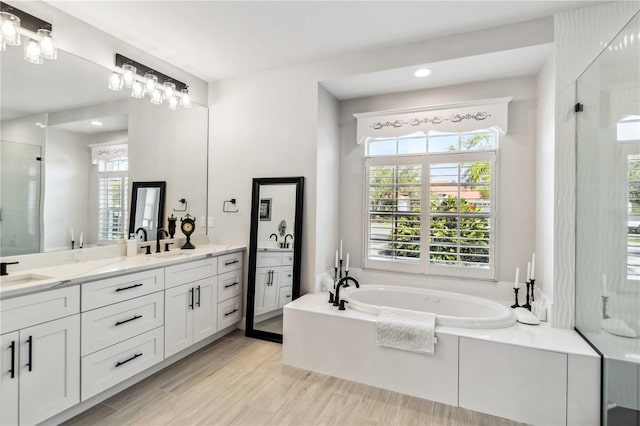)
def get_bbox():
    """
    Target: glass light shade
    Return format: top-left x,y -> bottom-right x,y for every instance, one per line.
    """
108,72 -> 123,91
180,89 -> 191,108
37,29 -> 56,60
168,95 -> 178,110
144,74 -> 157,93
122,64 -> 136,88
163,81 -> 176,100
0,12 -> 20,46
150,88 -> 163,105
24,38 -> 43,64
131,80 -> 145,98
